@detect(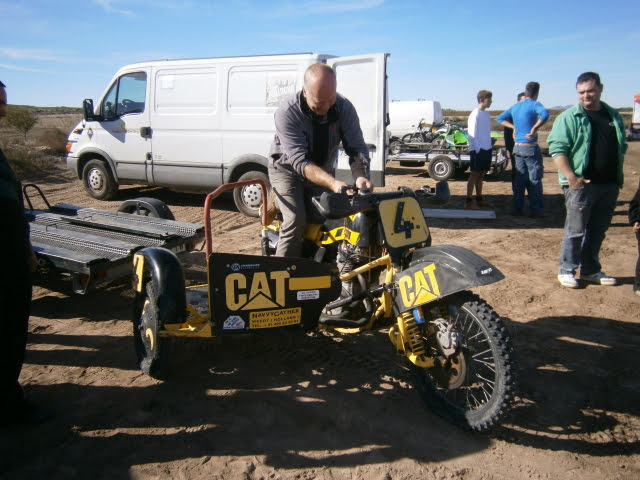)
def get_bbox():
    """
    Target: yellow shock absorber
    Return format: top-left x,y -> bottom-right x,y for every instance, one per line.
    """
399,311 -> 426,357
